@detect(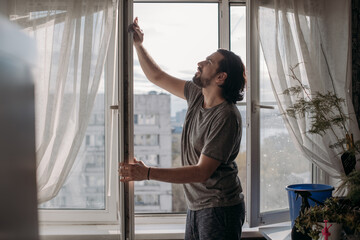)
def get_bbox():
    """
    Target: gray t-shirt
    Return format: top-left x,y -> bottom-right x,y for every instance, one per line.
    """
181,81 -> 244,211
